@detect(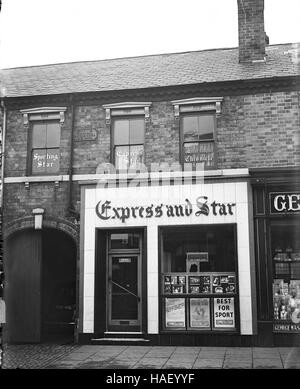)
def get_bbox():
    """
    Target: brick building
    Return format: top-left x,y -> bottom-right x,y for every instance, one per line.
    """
0,0 -> 300,346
